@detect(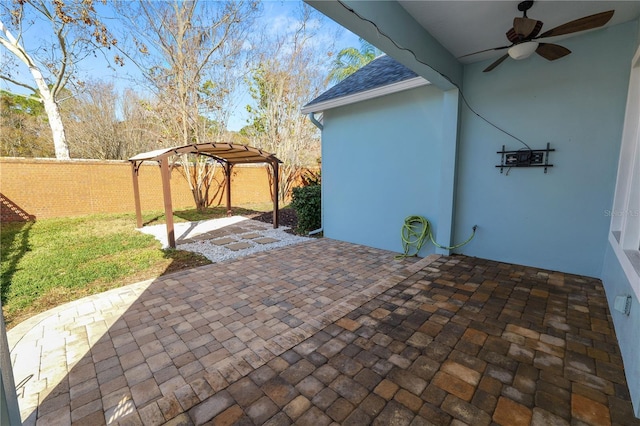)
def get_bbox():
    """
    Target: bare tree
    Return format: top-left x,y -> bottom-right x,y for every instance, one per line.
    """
244,5 -> 327,203
63,80 -> 120,159
62,81 -> 159,159
0,0 -> 120,159
175,155 -> 226,212
116,0 -> 258,211
119,89 -> 163,156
